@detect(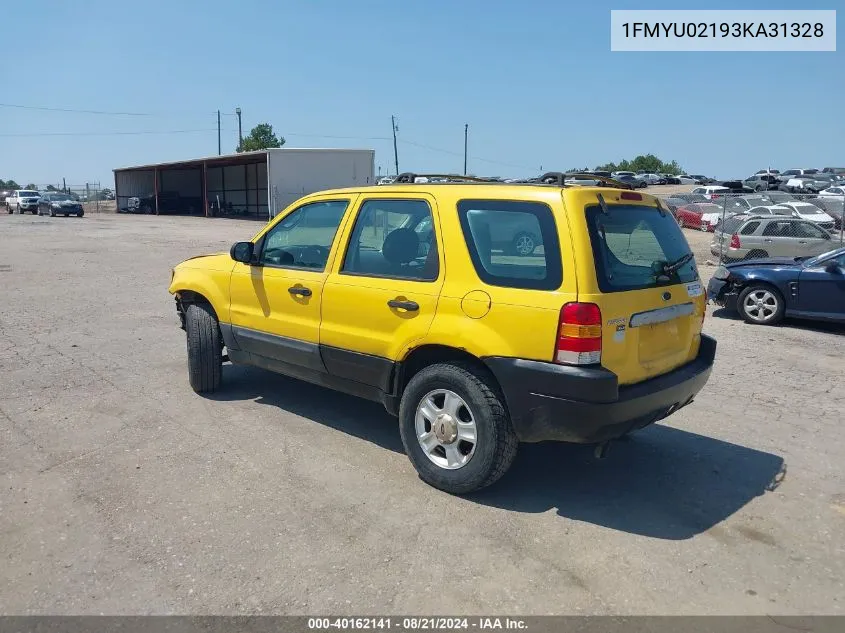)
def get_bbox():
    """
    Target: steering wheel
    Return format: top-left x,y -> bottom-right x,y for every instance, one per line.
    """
298,244 -> 329,266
